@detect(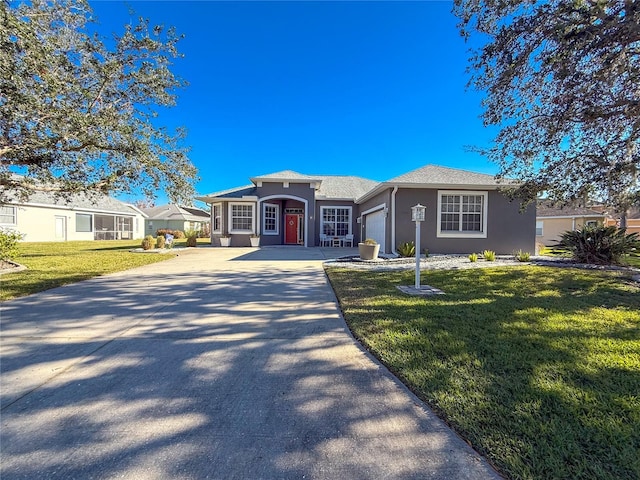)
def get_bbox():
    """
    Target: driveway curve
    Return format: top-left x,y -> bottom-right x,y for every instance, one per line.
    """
1,247 -> 501,480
